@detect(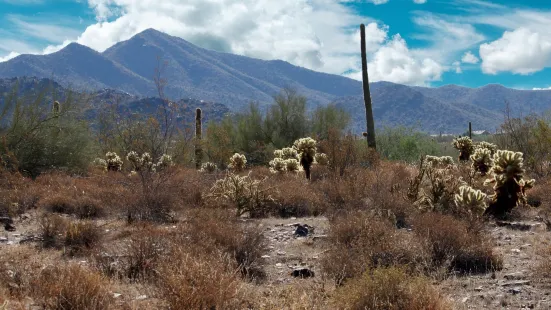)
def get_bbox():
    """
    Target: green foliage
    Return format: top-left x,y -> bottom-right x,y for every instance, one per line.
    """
310,103 -> 350,139
376,126 -> 442,163
0,82 -> 93,177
